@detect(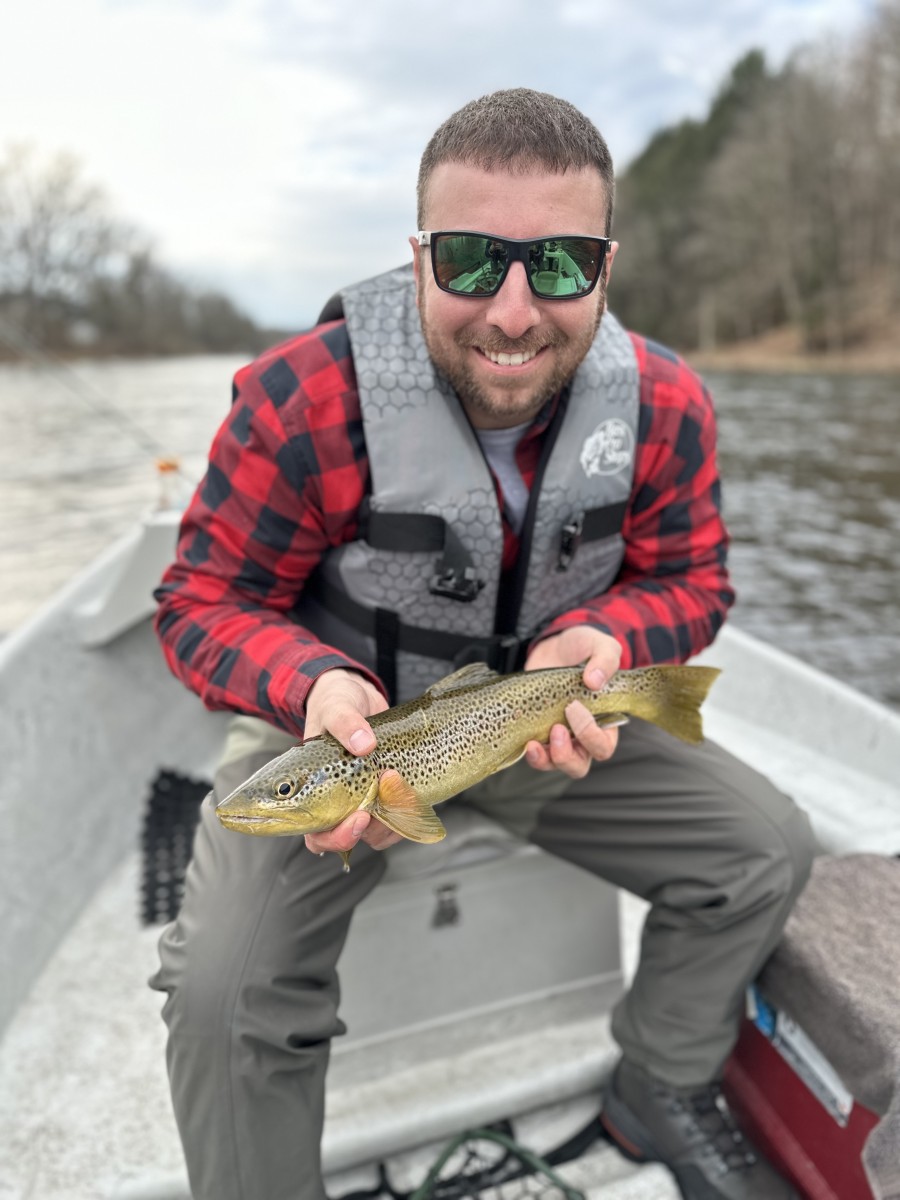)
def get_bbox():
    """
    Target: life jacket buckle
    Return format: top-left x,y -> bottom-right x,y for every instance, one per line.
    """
558,513 -> 584,571
453,634 -> 522,674
429,566 -> 485,603
492,634 -> 523,674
